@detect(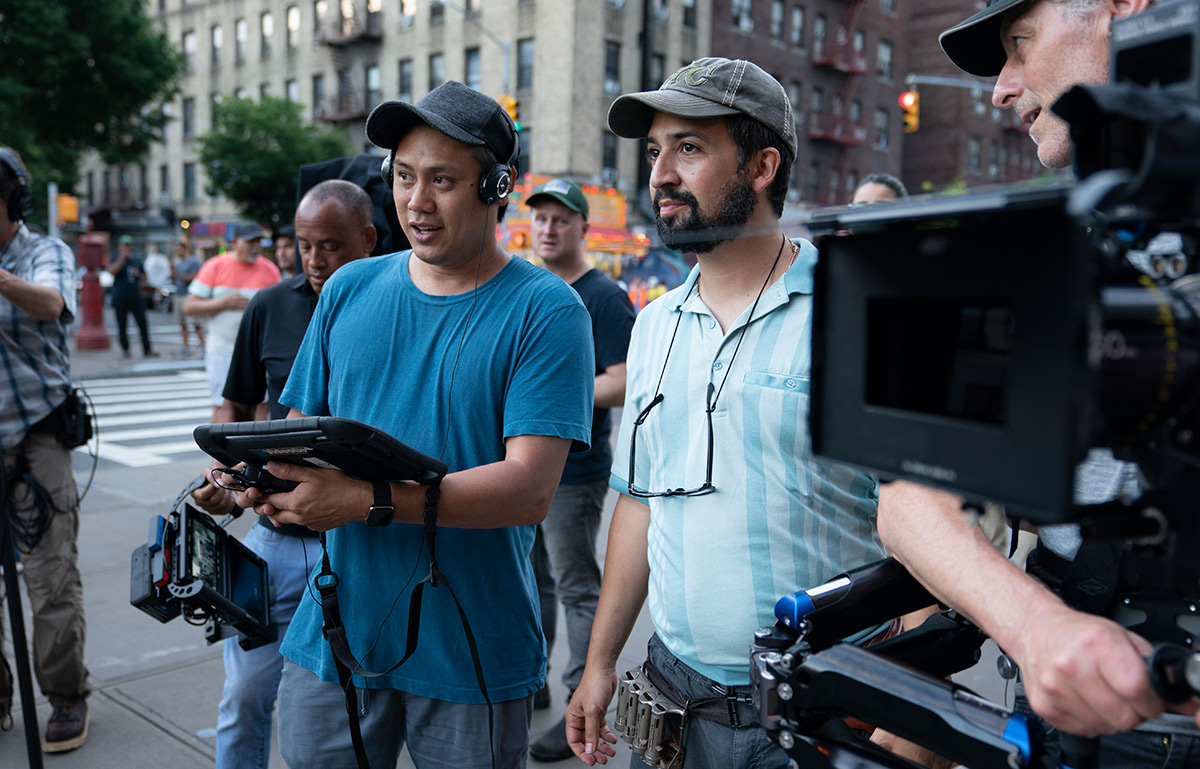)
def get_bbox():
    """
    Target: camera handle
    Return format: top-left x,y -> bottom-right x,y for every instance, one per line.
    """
0,463 -> 45,769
